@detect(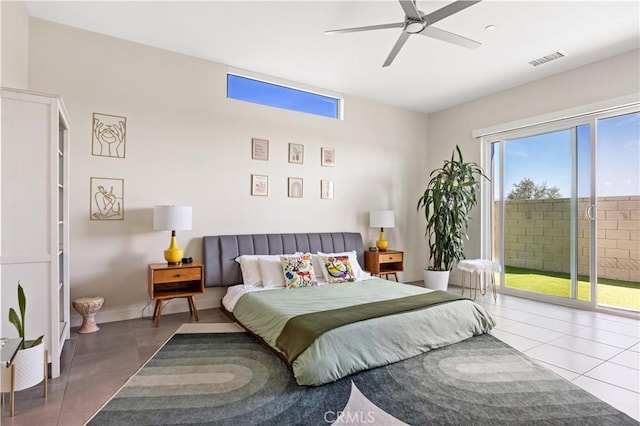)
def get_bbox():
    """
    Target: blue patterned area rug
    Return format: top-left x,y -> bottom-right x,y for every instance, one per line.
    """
87,323 -> 636,425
